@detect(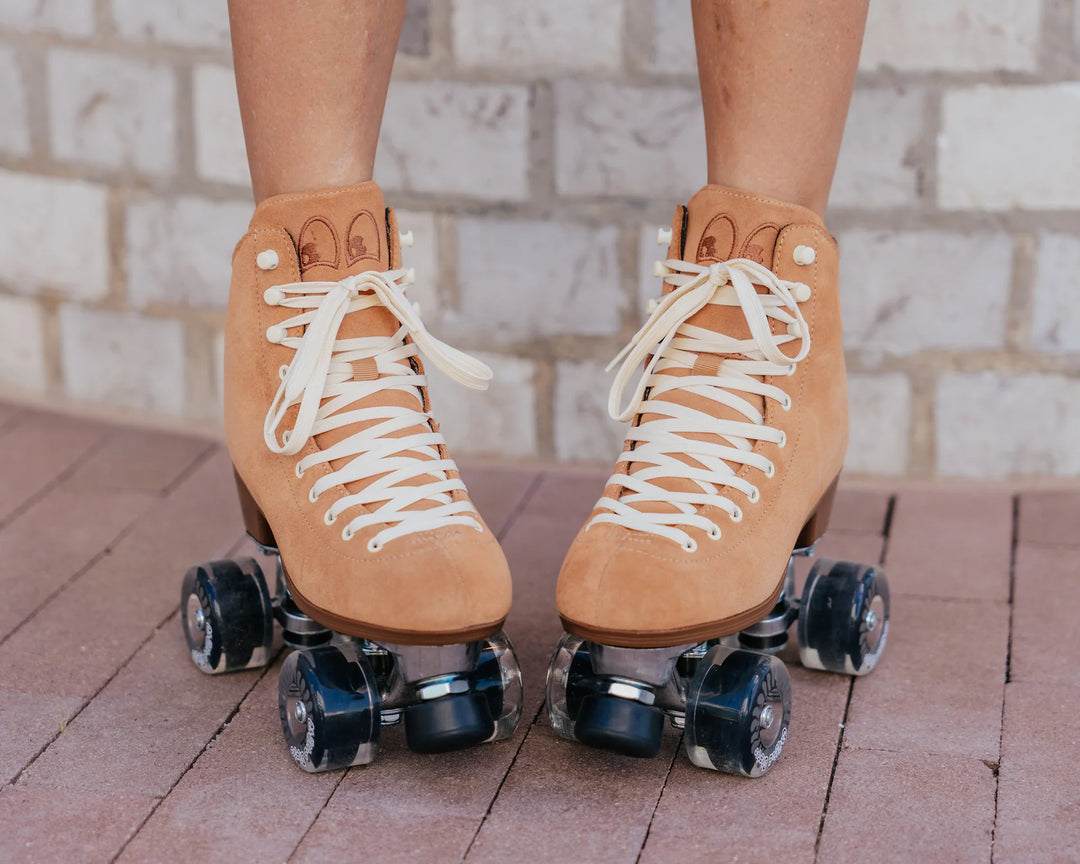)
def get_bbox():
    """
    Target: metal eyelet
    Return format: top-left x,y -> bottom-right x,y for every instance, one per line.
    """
308,487 -> 318,504
748,487 -> 760,503
781,395 -> 792,411
764,462 -> 776,479
682,539 -> 698,553
707,525 -> 721,540
294,463 -> 305,479
778,431 -> 787,449
342,526 -> 354,541
367,538 -> 381,553
730,507 -> 742,523
323,510 -> 336,525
